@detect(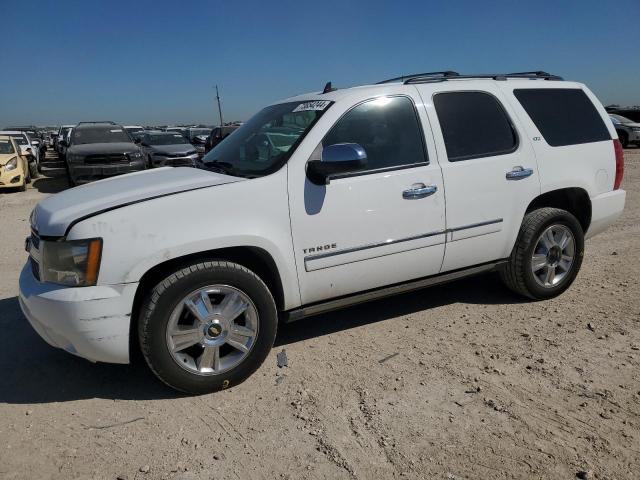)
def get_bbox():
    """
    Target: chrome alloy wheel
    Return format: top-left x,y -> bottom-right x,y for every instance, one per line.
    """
166,285 -> 259,375
531,224 -> 576,288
